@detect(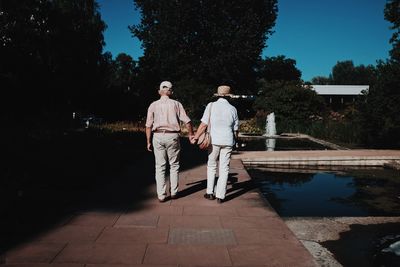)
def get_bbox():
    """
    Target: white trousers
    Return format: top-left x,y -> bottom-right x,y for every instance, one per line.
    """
152,133 -> 180,200
207,144 -> 233,199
